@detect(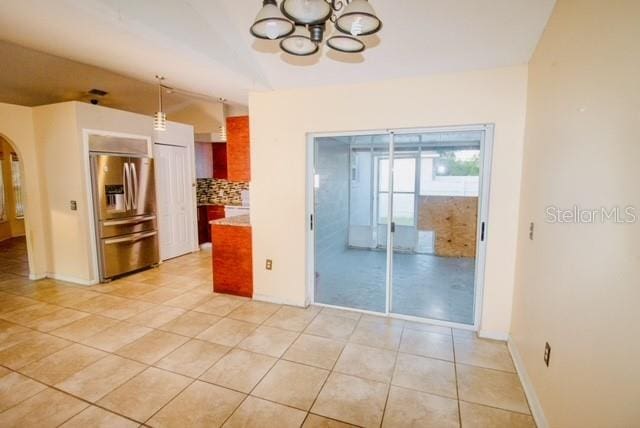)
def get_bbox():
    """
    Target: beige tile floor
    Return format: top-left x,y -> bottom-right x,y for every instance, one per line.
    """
0,250 -> 536,427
